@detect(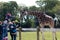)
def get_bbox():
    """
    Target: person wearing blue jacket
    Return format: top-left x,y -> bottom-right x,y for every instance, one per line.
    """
9,21 -> 17,40
2,20 -> 8,40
